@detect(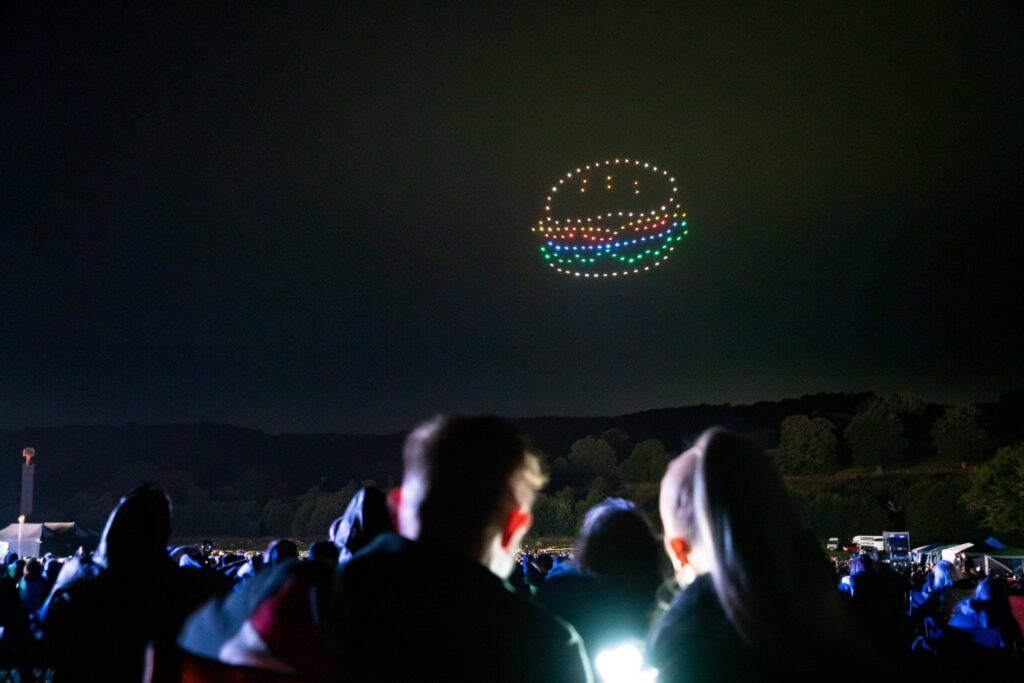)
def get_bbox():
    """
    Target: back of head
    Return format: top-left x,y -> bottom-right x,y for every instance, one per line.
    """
973,576 -> 1014,630
671,428 -> 870,674
402,415 -> 544,559
576,497 -> 663,595
309,540 -> 341,564
24,558 -> 42,578
849,554 -> 876,577
975,576 -> 1007,602
932,560 -> 956,590
660,448 -> 700,543
94,483 -> 172,571
44,558 -> 62,580
264,539 -> 298,566
331,487 -> 395,563
694,431 -> 817,617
